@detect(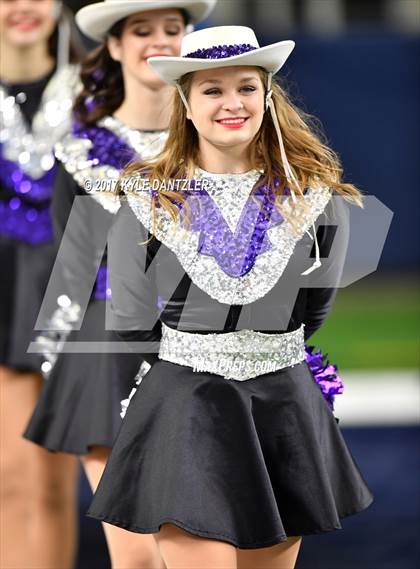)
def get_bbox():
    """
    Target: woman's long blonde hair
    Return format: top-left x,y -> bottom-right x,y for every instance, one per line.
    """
122,67 -> 363,224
